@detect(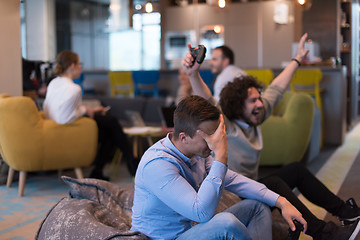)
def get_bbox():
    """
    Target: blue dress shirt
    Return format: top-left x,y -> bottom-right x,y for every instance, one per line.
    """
131,133 -> 279,240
